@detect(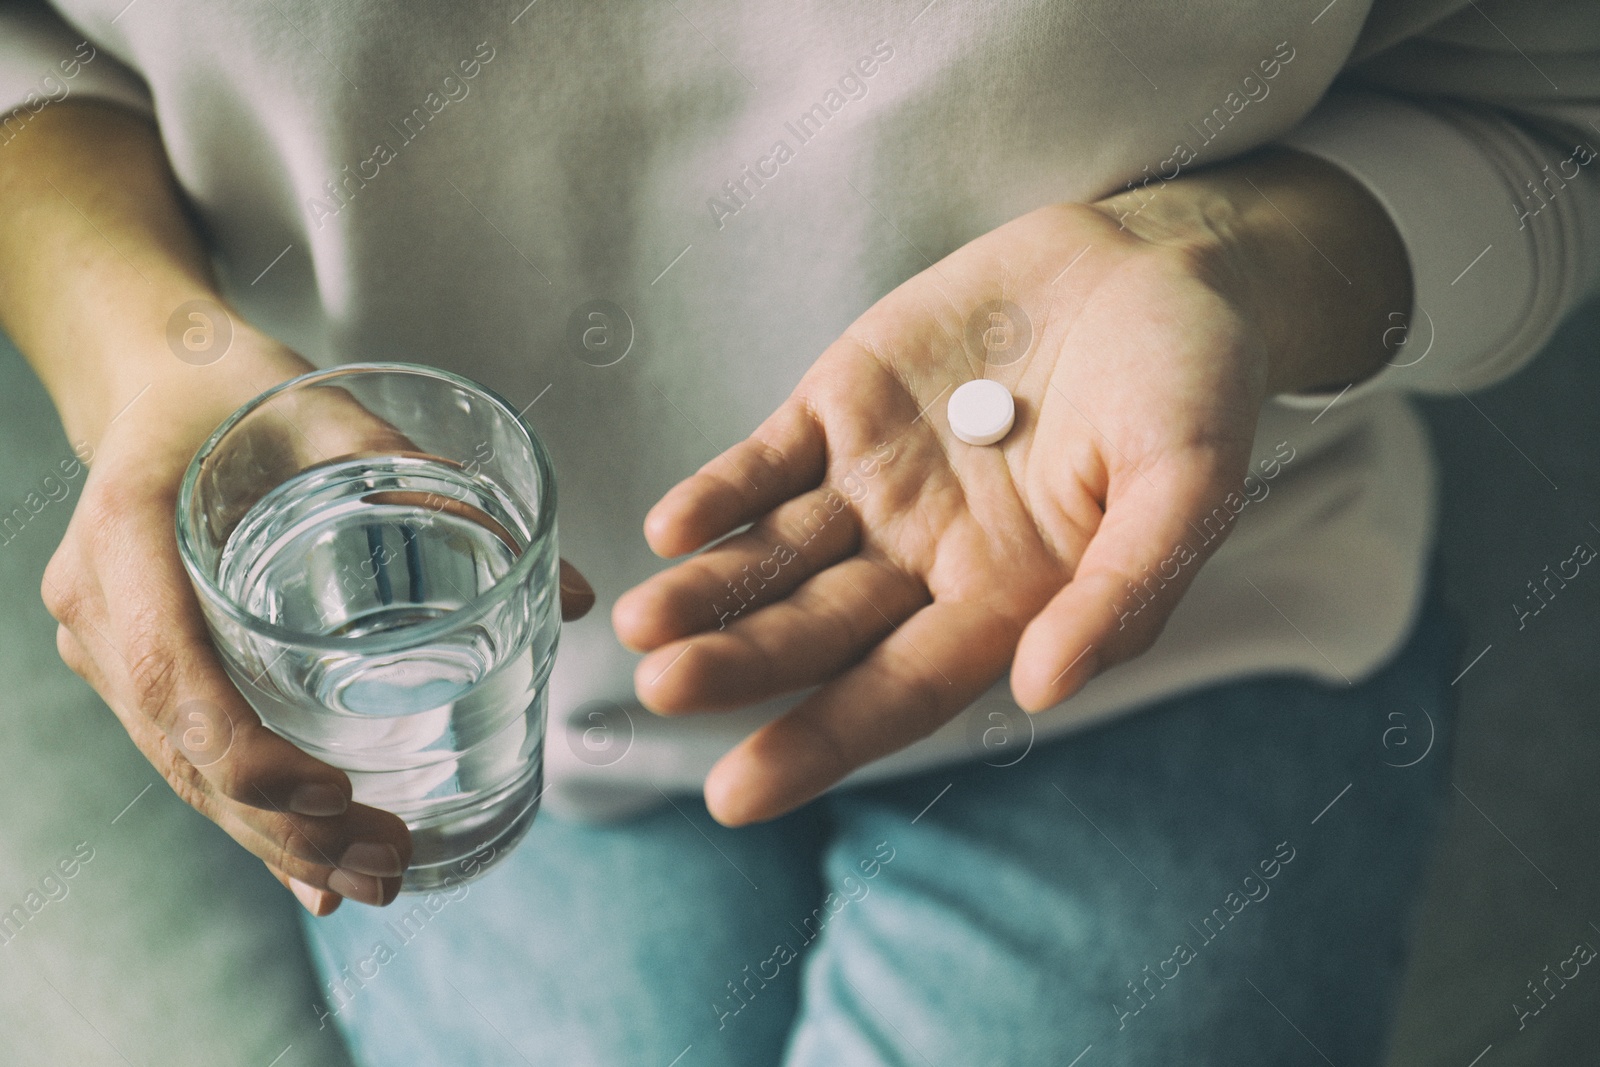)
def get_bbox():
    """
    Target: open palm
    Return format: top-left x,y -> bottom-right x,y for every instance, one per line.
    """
613,201 -> 1272,825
